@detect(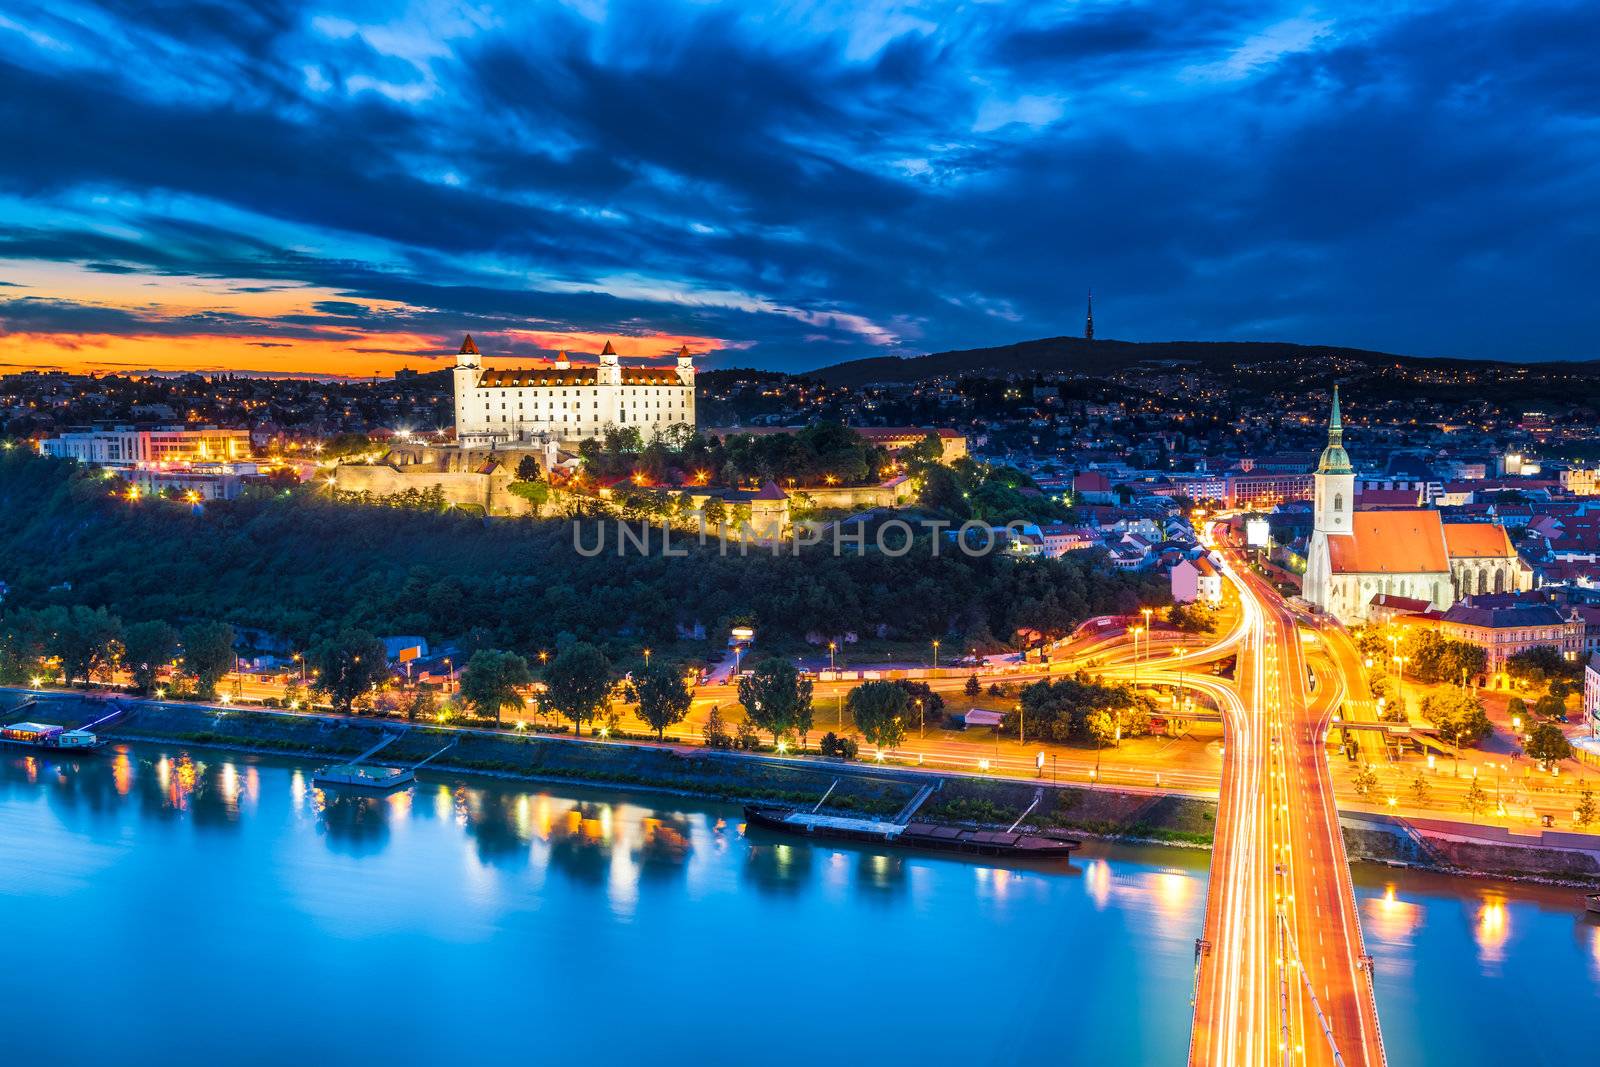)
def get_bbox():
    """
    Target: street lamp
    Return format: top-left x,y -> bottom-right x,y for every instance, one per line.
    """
916,698 -> 925,739
828,641 -> 837,672
931,639 -> 940,670
643,648 -> 652,669
1131,625 -> 1144,688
